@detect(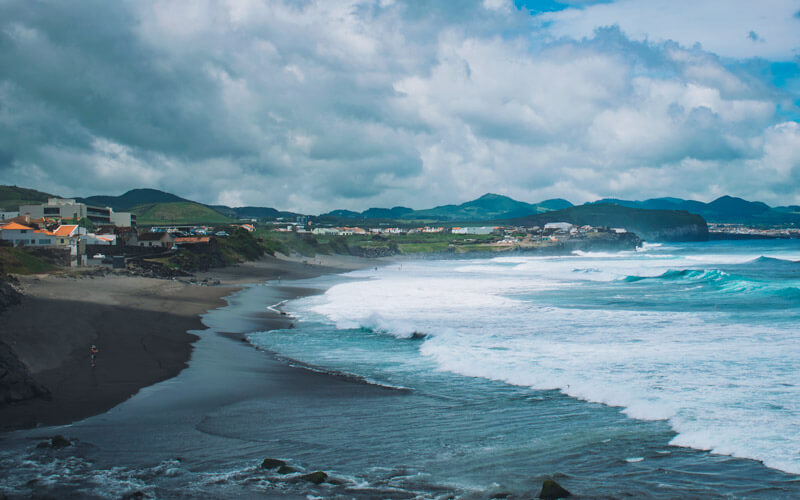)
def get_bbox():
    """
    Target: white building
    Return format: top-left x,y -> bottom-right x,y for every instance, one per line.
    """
451,226 -> 496,235
110,211 -> 136,227
83,233 -> 116,245
0,211 -> 19,221
0,223 -> 82,250
544,222 -> 573,233
0,222 -> 56,247
20,198 -> 112,225
312,227 -> 340,235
